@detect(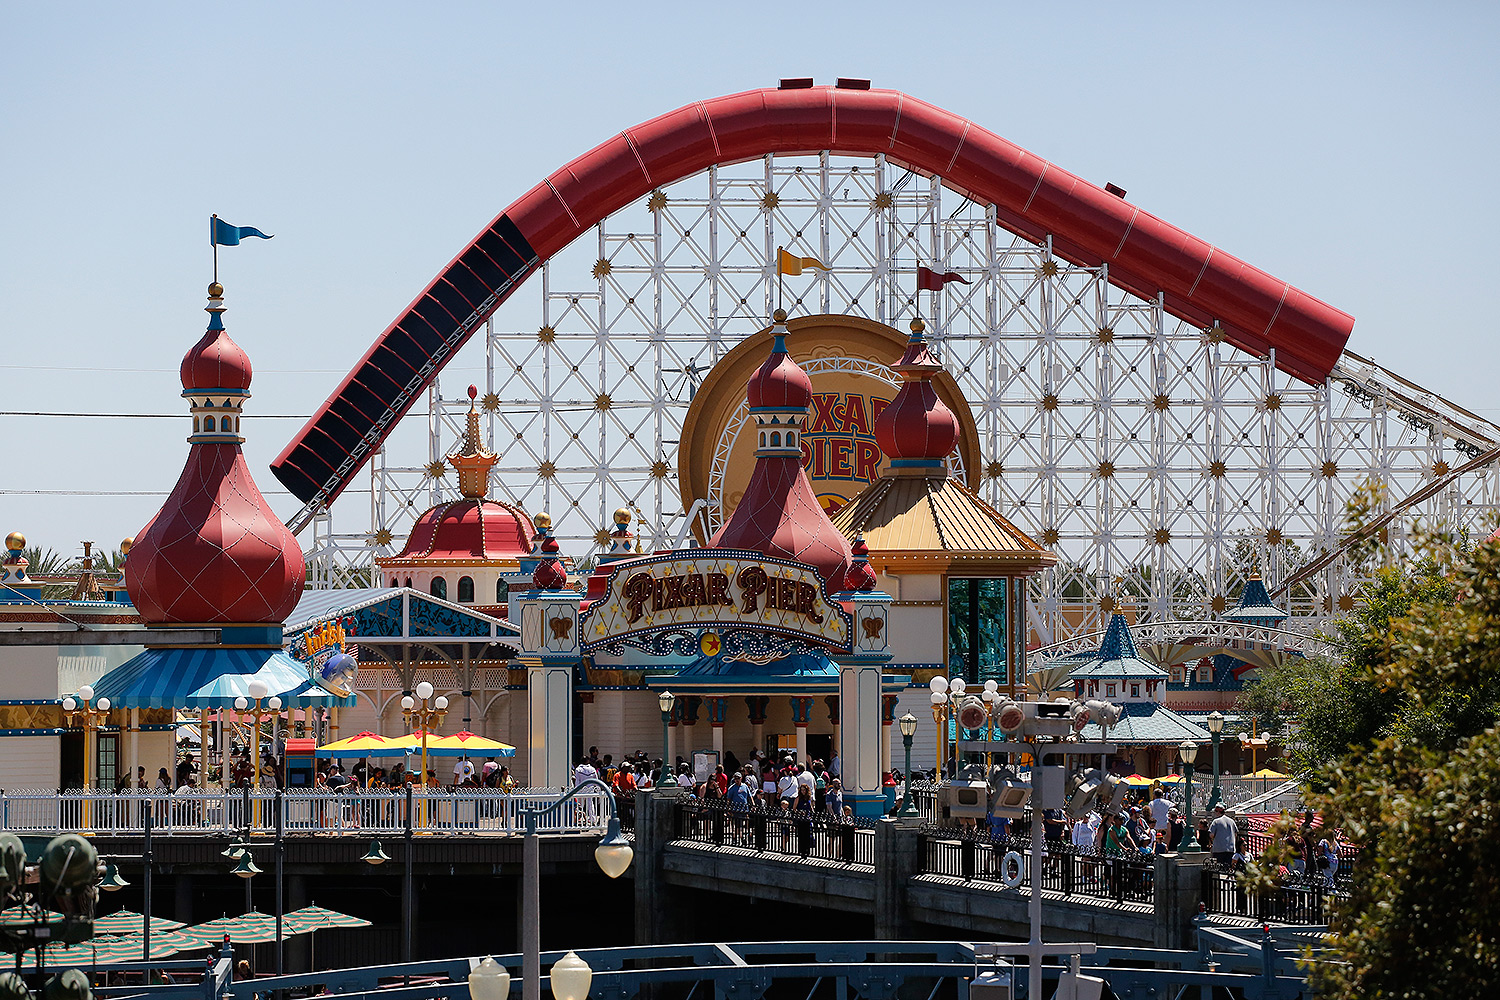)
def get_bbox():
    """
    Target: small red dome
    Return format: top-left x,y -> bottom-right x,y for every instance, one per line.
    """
532,535 -> 567,590
180,328 -> 252,393
875,382 -> 959,460
396,500 -> 534,560
746,336 -> 812,409
843,535 -> 878,592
